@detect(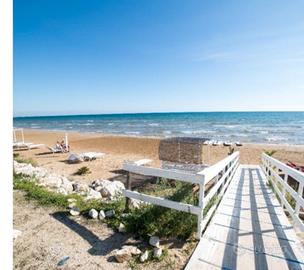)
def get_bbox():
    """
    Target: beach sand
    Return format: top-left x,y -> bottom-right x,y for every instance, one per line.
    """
14,129 -> 304,185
